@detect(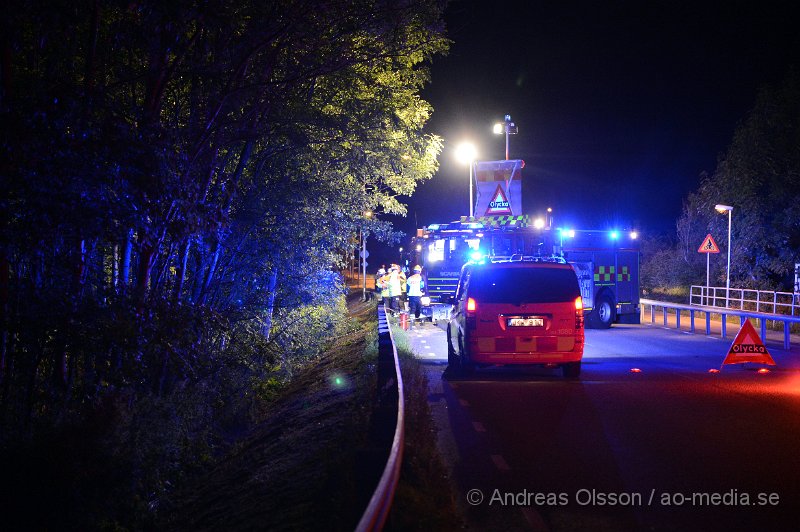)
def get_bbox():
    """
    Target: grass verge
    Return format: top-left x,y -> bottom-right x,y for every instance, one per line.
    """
385,323 -> 462,531
161,294 -> 461,530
